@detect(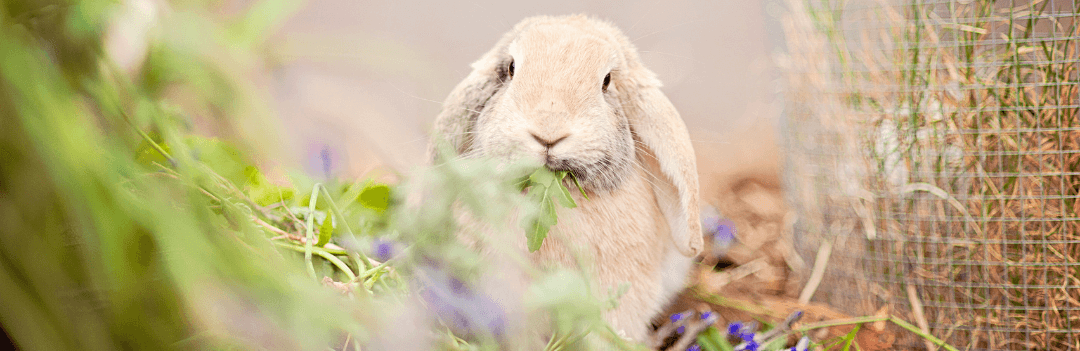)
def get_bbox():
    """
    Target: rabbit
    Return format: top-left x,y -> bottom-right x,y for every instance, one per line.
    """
430,14 -> 703,343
